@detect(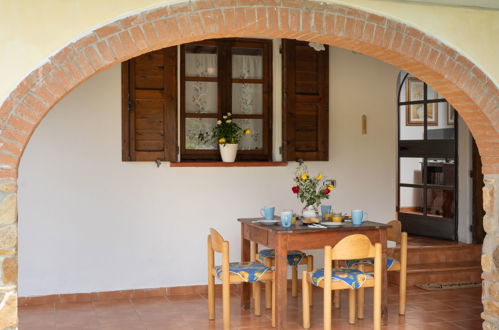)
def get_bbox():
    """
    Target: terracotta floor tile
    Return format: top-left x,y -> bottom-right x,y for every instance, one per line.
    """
19,285 -> 484,329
